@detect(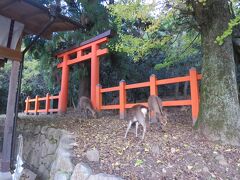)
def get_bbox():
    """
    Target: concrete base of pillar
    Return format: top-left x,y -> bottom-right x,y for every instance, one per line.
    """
120,112 -> 125,120
0,171 -> 12,180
